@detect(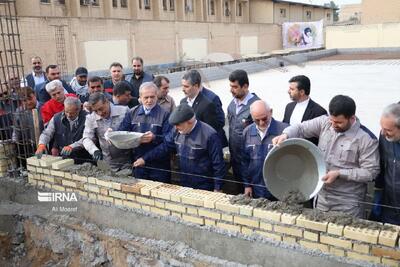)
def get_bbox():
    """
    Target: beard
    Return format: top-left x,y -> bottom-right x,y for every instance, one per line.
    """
385,136 -> 400,142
